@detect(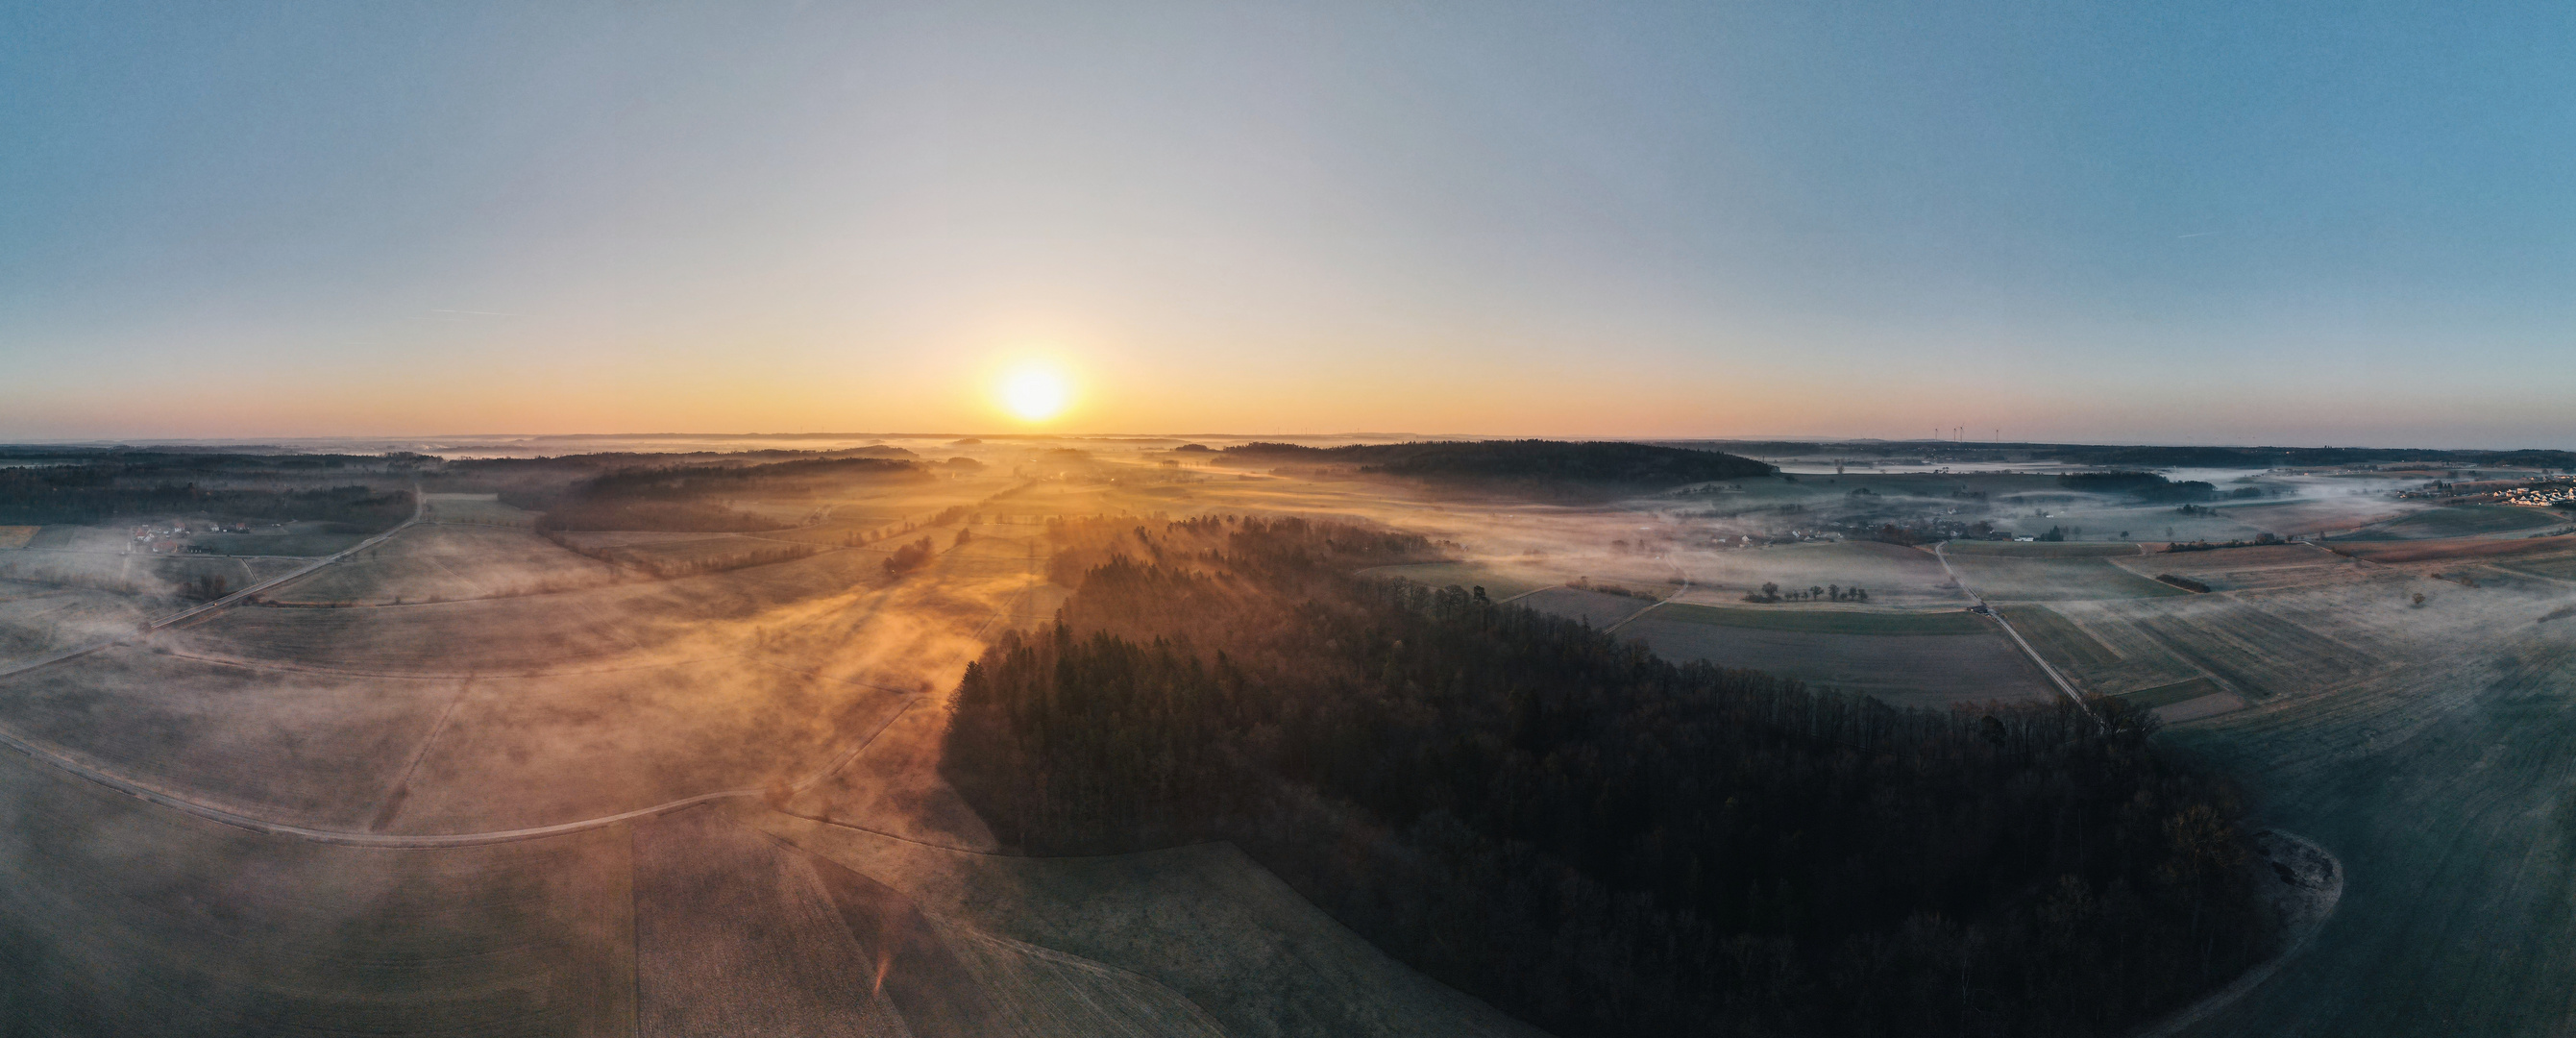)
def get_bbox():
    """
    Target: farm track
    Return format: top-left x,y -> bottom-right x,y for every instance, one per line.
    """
0,492 -> 962,849
1932,542 -> 2095,720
